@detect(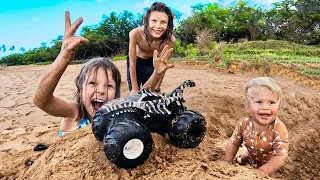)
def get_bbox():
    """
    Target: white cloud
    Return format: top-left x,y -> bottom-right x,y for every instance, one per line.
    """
135,0 -> 151,13
33,18 -> 39,21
